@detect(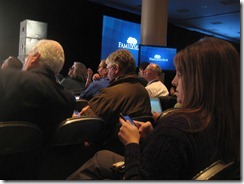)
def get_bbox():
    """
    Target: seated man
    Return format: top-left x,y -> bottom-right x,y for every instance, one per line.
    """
144,63 -> 169,97
79,59 -> 109,100
79,49 -> 152,155
0,39 -> 76,139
